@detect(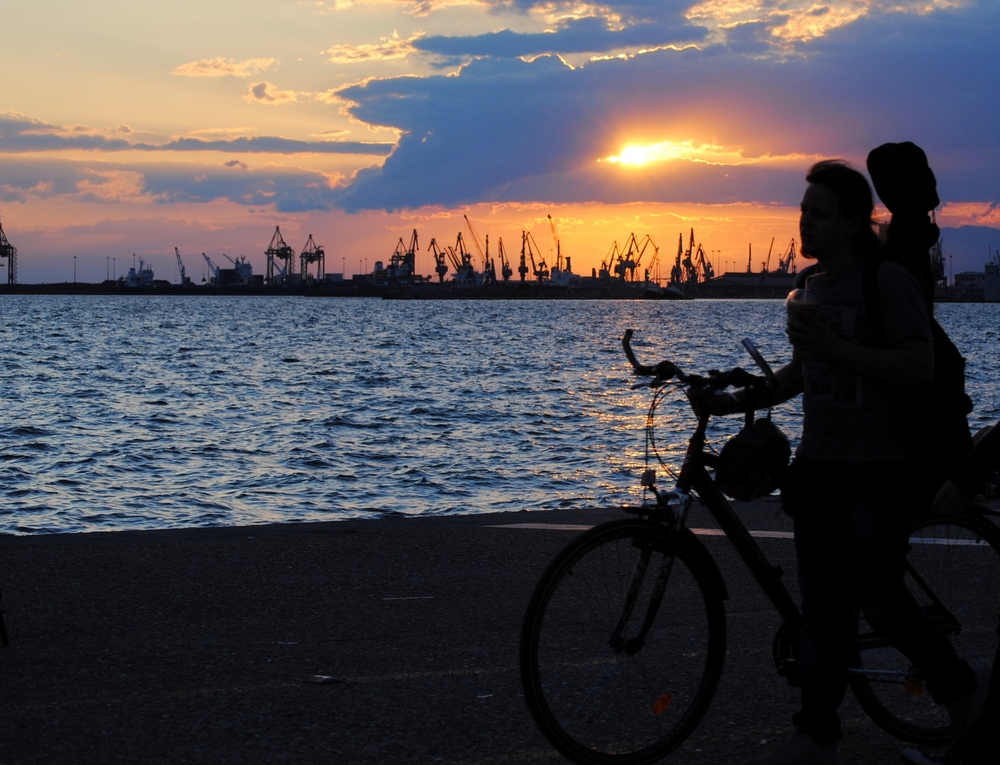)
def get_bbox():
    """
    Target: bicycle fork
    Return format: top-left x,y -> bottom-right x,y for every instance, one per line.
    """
609,489 -> 692,656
